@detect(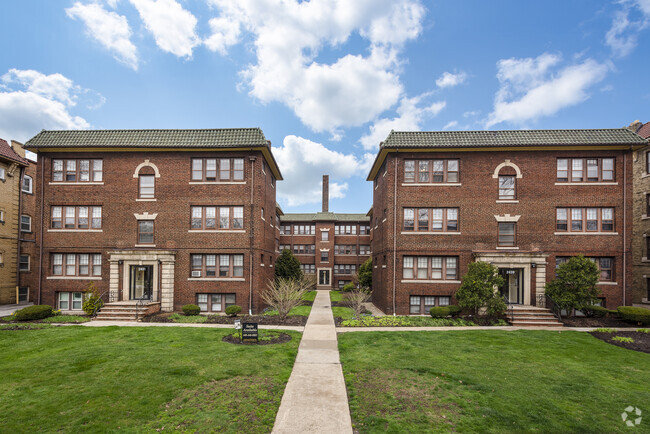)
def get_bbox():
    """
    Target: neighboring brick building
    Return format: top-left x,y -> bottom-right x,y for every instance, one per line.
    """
23,129 -> 282,315
279,176 -> 371,289
366,129 -> 647,315
630,120 -> 650,307
0,139 -> 33,305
